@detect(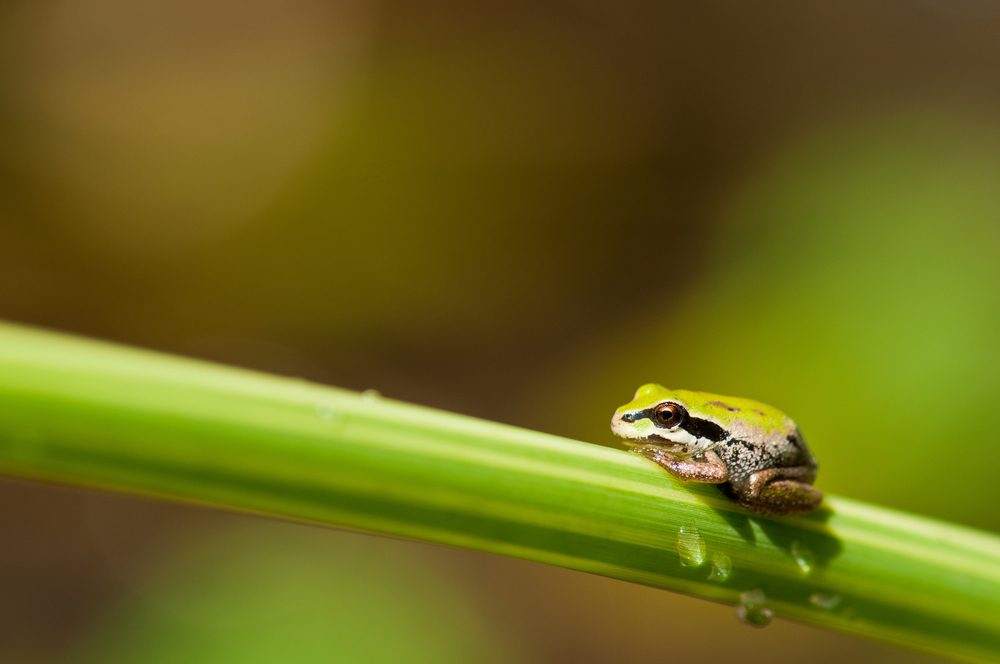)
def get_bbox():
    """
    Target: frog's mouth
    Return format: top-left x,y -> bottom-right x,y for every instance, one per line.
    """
619,436 -> 687,455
